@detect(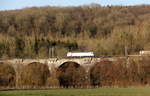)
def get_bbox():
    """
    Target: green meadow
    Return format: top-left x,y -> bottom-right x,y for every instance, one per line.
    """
0,88 -> 150,96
